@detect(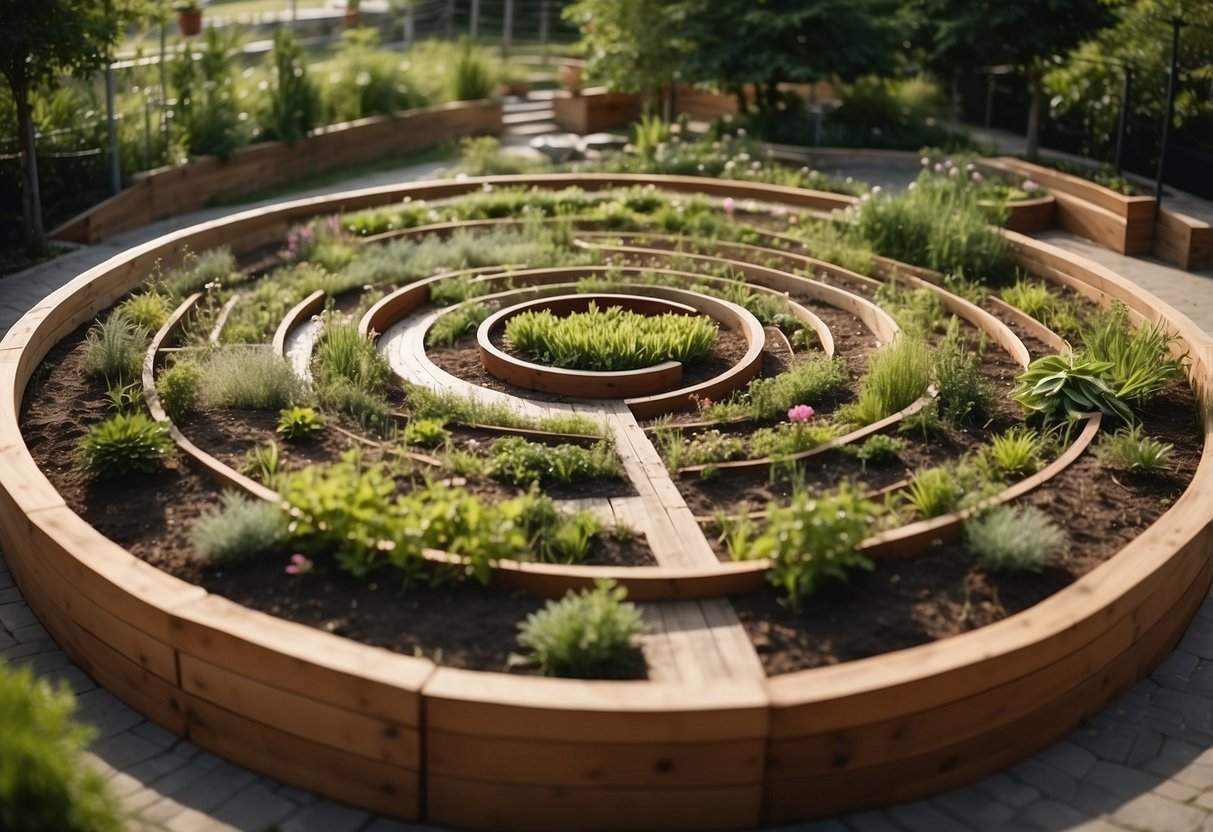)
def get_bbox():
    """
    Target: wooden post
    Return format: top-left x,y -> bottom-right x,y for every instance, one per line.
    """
501,0 -> 514,57
404,2 -> 416,49
445,0 -> 454,39
469,0 -> 480,39
540,0 -> 550,63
